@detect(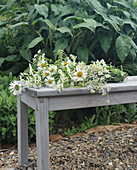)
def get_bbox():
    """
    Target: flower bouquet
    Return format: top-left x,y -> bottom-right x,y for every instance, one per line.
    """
9,50 -> 126,100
